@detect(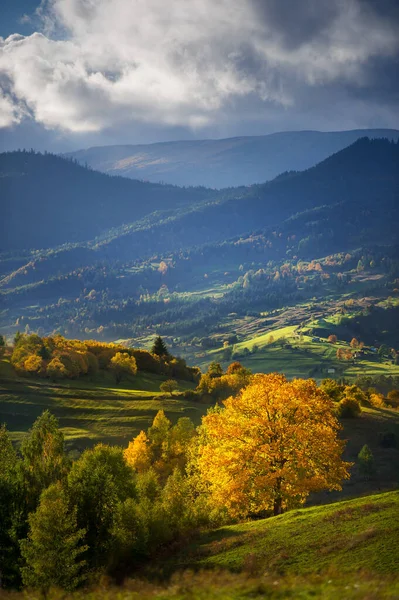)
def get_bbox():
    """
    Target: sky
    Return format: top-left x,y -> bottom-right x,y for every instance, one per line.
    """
0,0 -> 398,152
